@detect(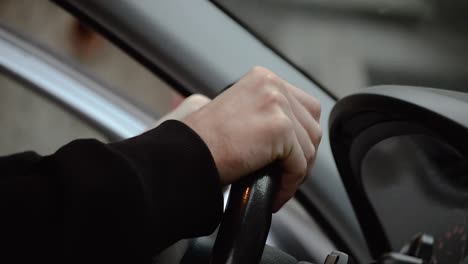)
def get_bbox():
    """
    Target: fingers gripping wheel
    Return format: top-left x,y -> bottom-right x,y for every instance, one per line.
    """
210,164 -> 280,264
